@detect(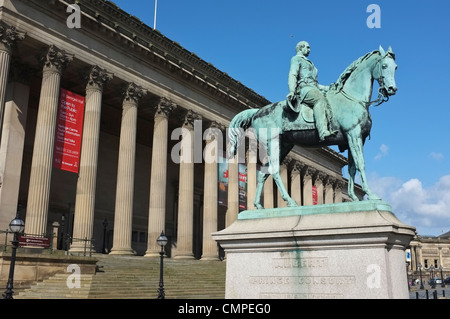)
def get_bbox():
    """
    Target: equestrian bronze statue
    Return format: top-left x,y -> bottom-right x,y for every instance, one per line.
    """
228,44 -> 397,209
